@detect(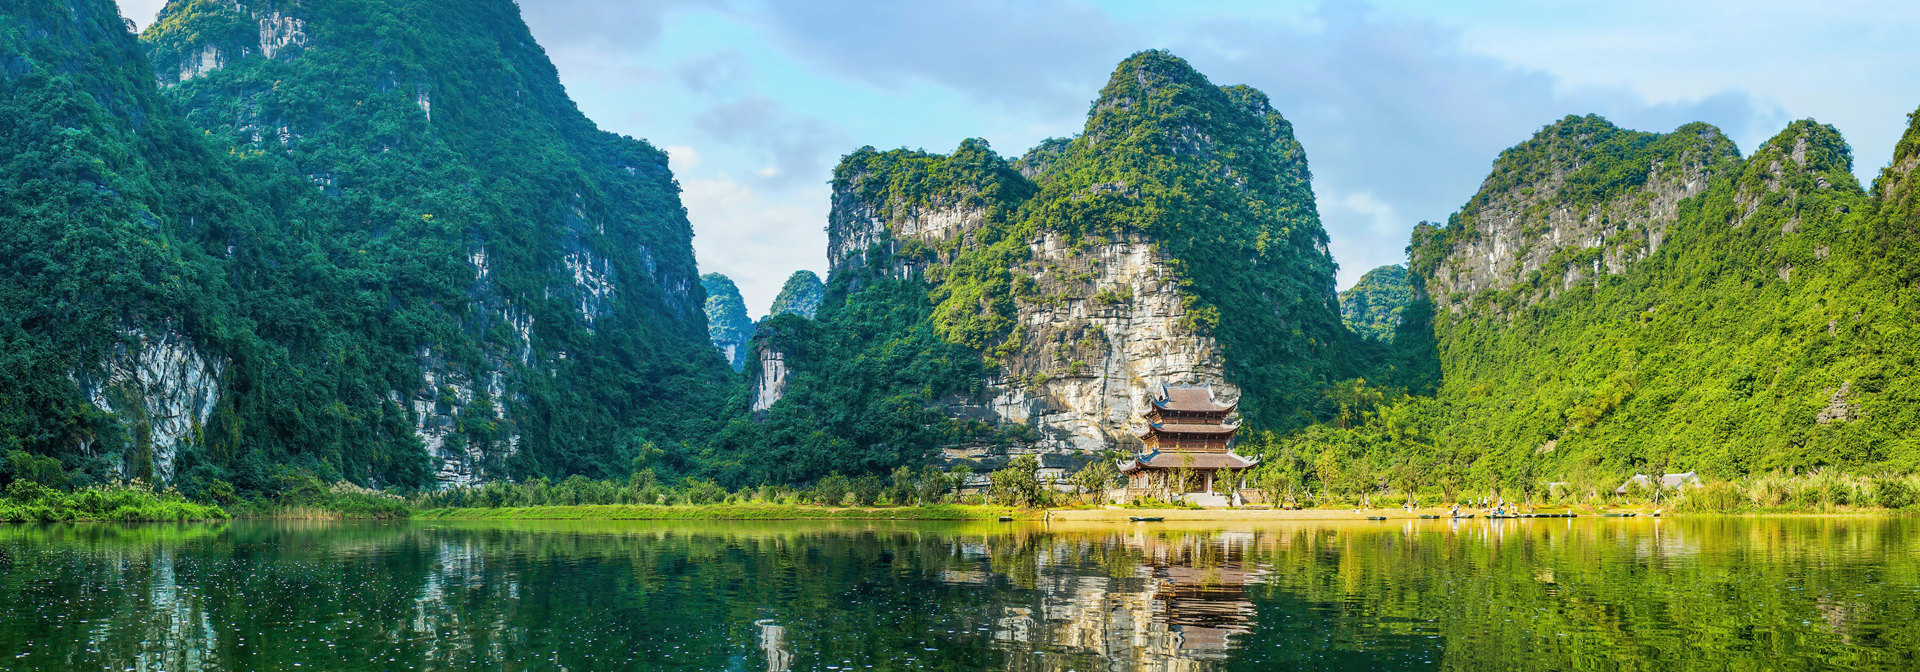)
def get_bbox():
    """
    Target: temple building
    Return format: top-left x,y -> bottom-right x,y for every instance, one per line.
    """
1118,385 -> 1258,505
